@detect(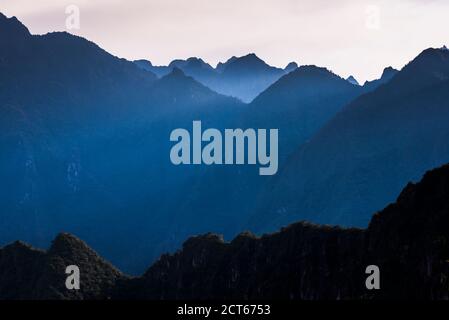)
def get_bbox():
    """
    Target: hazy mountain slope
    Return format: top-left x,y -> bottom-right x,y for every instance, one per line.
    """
0,13 -> 245,274
346,75 -> 360,86
156,65 -> 365,260
134,54 -> 291,102
169,57 -> 216,83
2,162 -> 449,300
211,53 -> 286,102
133,59 -> 171,77
249,47 -> 449,231
245,65 -> 363,160
362,66 -> 398,92
284,61 -> 299,73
